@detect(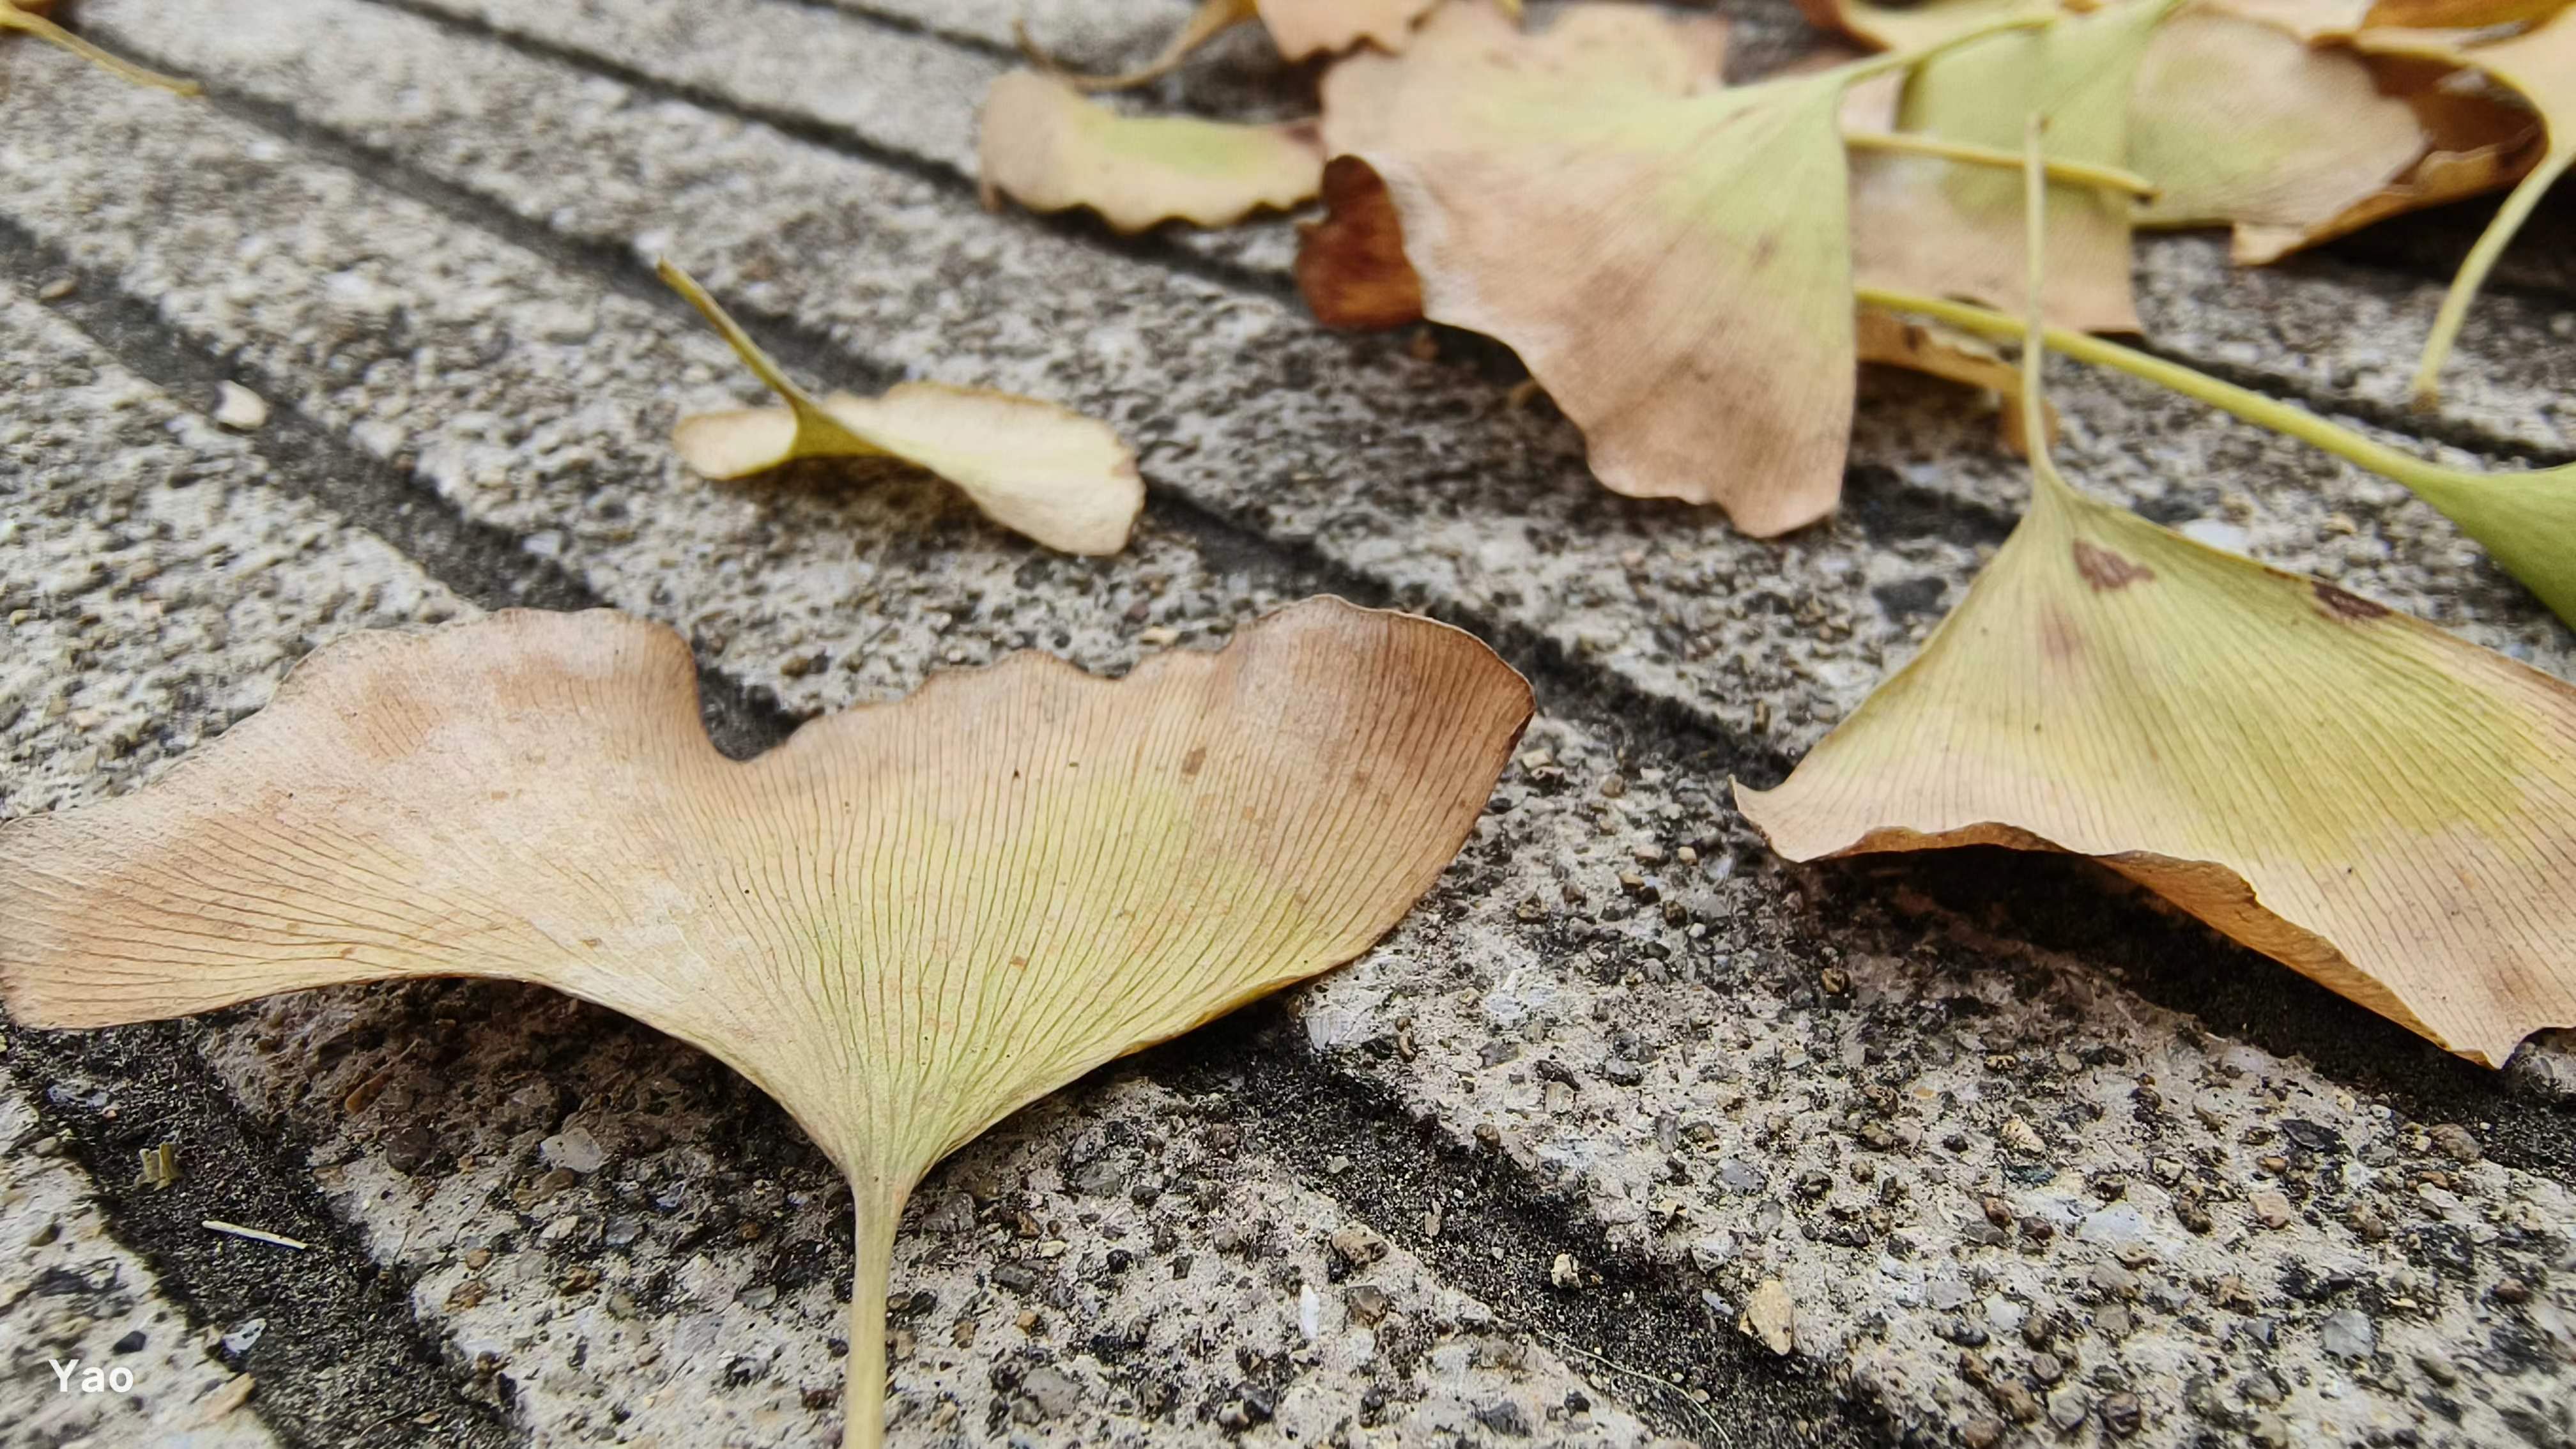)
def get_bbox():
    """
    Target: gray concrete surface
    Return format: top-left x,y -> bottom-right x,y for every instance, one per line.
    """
3,1 -> 2573,1446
